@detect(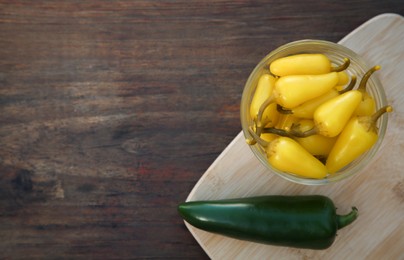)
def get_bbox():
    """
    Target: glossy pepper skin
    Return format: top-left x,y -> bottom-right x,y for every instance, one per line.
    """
355,66 -> 380,116
248,127 -> 327,179
269,54 -> 349,77
326,105 -> 392,173
270,54 -> 332,76
295,119 -> 337,156
267,136 -> 327,179
250,74 -> 276,122
279,75 -> 357,119
337,71 -> 349,86
178,195 -> 358,250
314,90 -> 362,137
274,72 -> 339,109
285,89 -> 340,119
